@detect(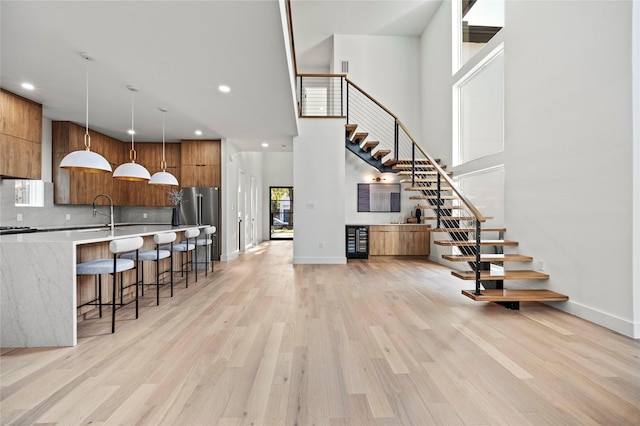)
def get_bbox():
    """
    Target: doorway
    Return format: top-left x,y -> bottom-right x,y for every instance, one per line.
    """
270,186 -> 293,240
